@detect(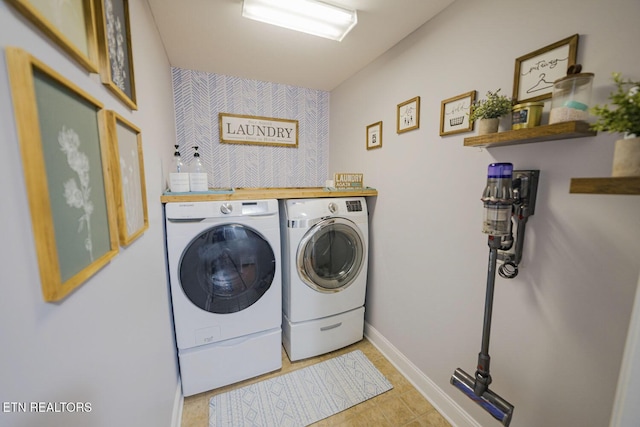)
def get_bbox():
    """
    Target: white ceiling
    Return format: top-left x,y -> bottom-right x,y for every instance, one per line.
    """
147,0 -> 456,91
